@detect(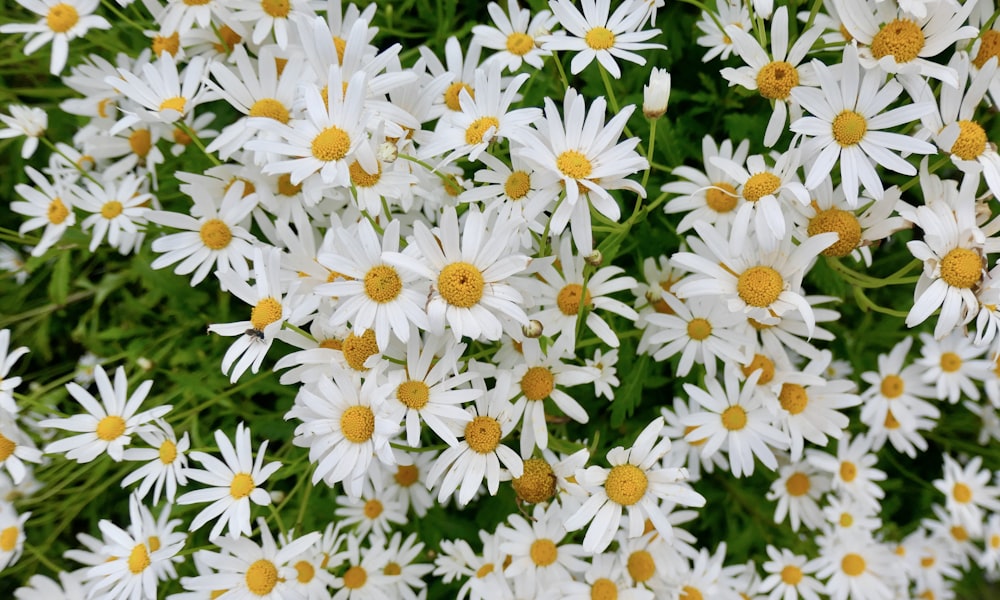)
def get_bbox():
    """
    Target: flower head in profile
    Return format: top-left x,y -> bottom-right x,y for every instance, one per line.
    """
0,105 -> 48,158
